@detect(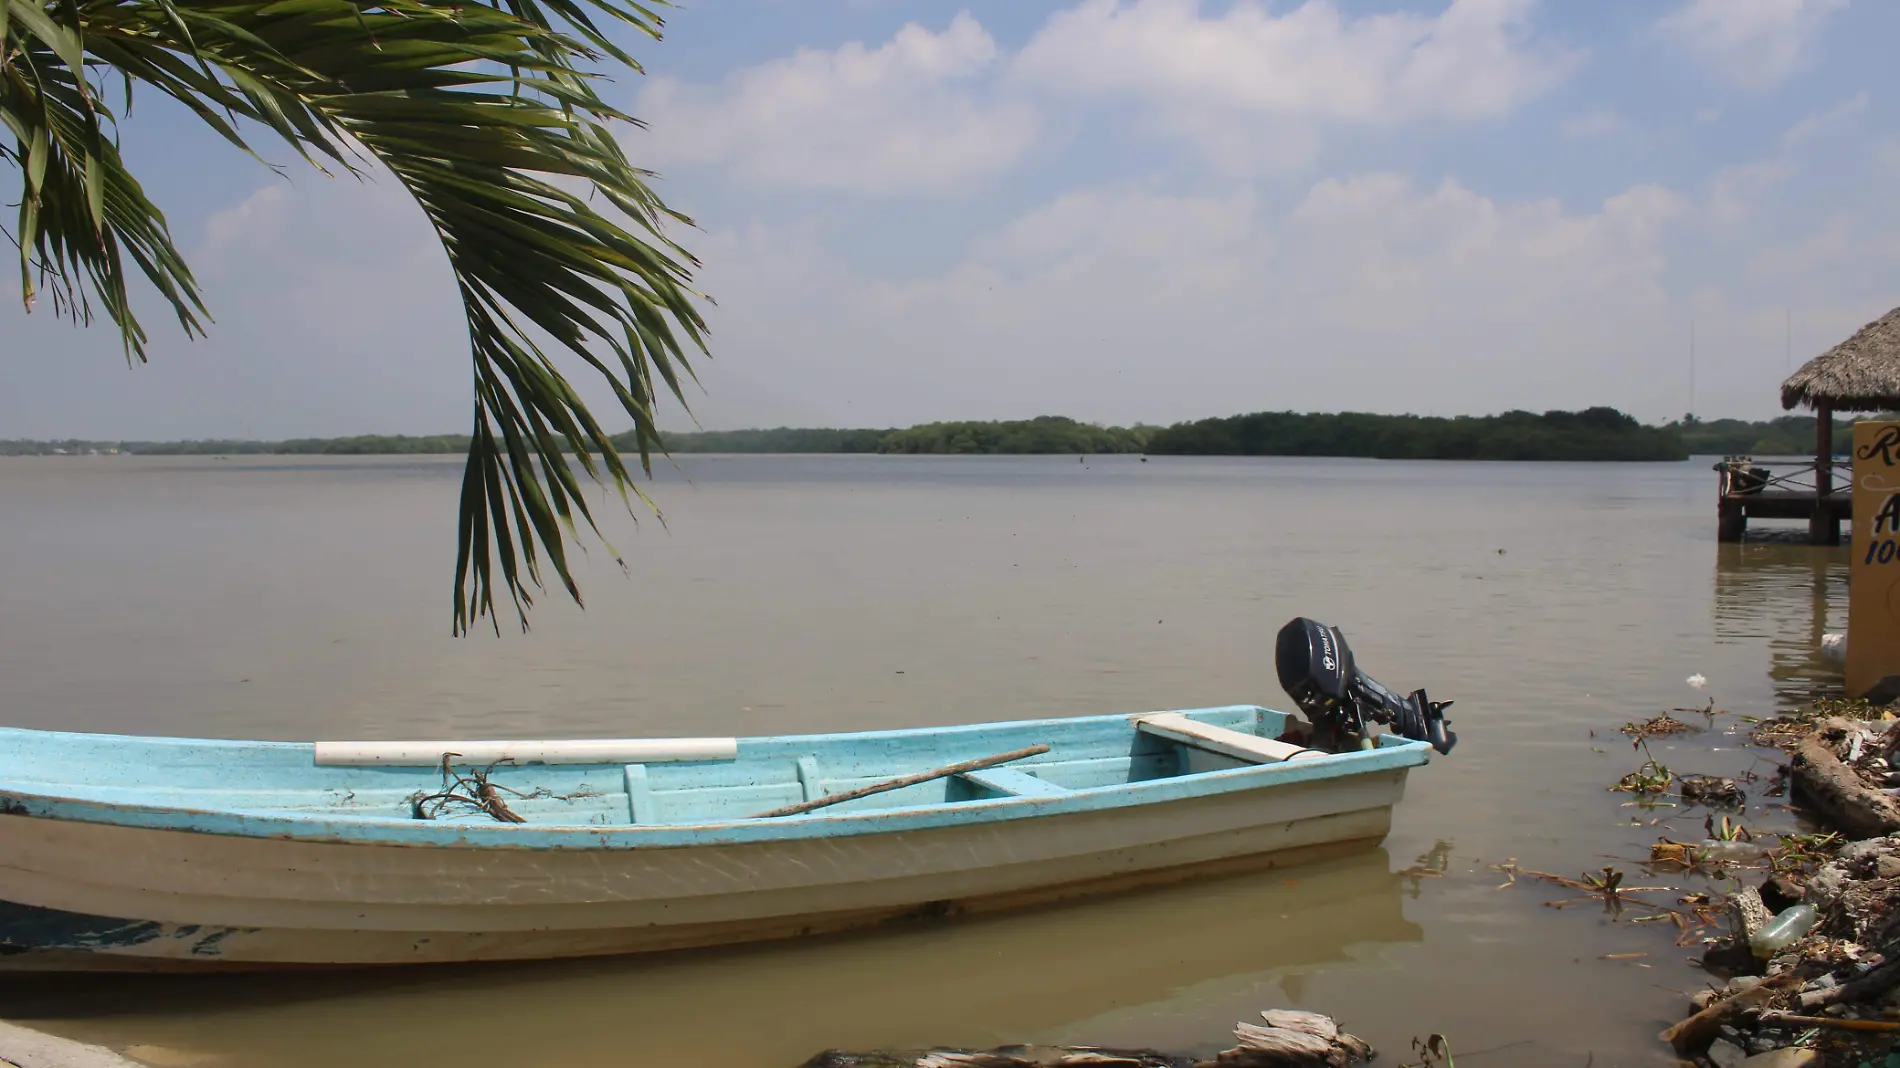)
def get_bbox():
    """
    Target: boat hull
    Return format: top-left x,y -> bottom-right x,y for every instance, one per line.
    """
0,770 -> 1405,971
